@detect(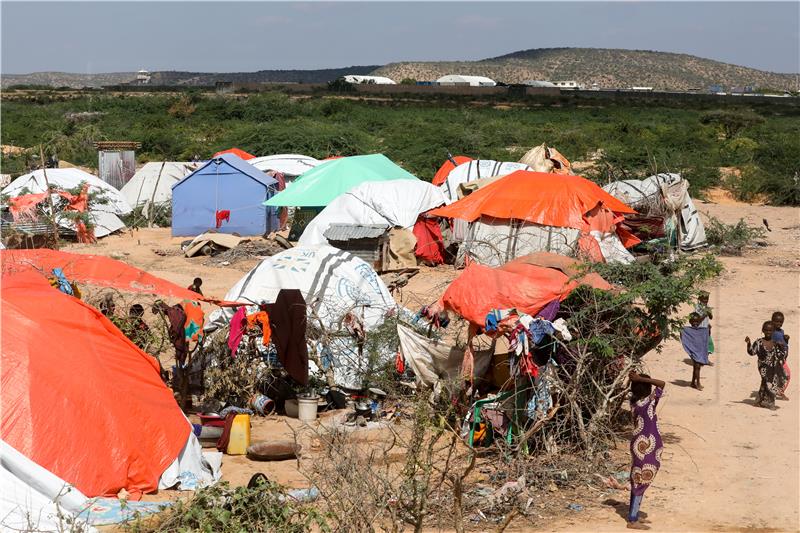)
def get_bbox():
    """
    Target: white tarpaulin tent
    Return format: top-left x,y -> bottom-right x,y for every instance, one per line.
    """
2,168 -> 132,238
249,154 -> 321,177
1,440 -> 95,532
207,246 -> 397,389
603,173 -> 707,251
120,162 -> 199,207
298,180 -> 447,247
439,160 -> 532,203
